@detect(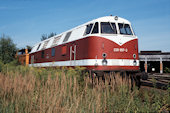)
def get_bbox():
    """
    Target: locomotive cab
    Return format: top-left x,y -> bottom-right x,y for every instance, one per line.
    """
83,16 -> 139,72
84,16 -> 135,36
